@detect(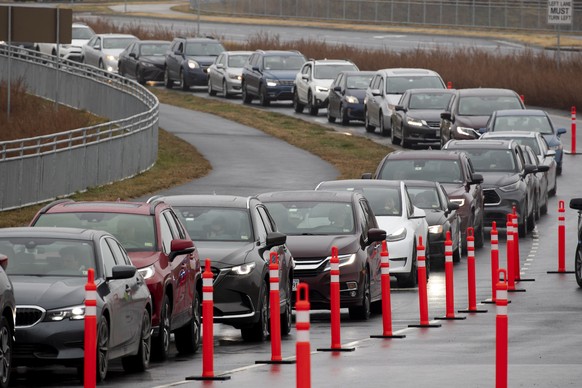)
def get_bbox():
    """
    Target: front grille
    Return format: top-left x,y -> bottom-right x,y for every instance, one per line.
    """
279,80 -> 294,86
16,306 -> 45,328
294,257 -> 328,278
426,120 -> 440,128
483,189 -> 501,205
